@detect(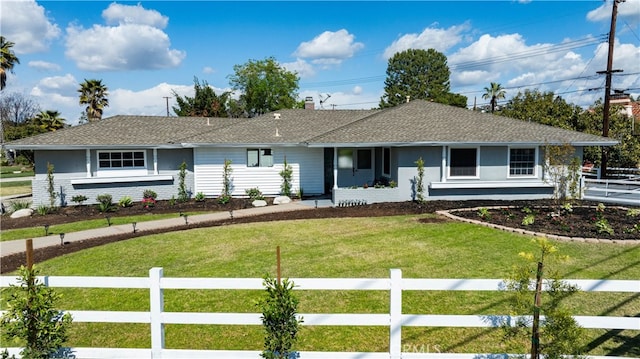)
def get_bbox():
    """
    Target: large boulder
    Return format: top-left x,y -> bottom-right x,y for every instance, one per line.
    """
273,196 -> 291,205
10,208 -> 33,218
252,200 -> 268,207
